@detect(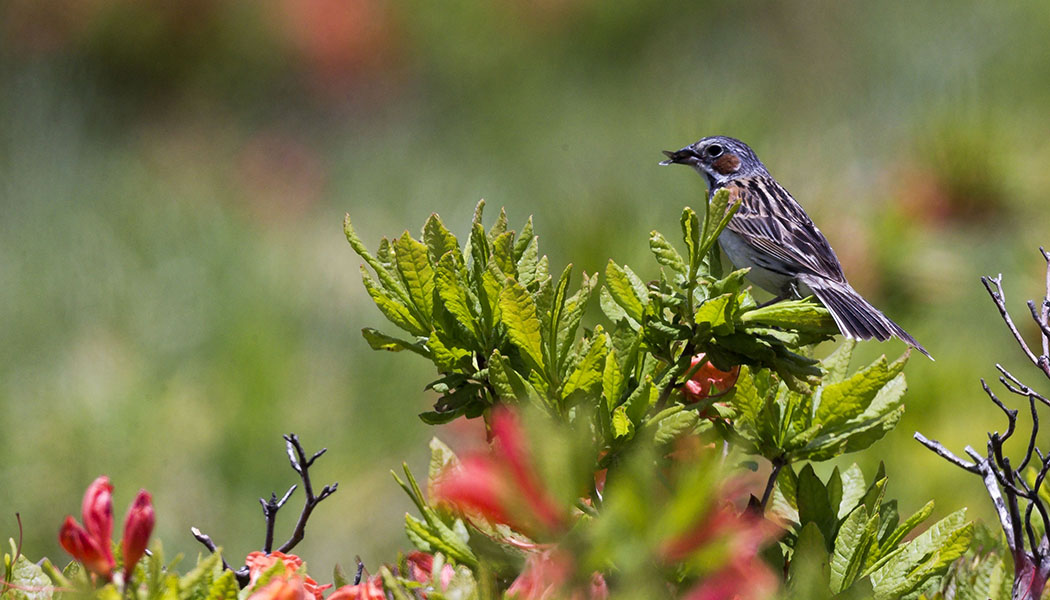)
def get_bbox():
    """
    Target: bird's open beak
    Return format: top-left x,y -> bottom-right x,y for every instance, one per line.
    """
659,146 -> 700,166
